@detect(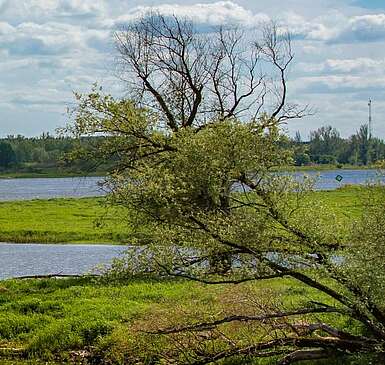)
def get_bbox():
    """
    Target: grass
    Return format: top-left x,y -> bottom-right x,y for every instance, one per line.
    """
0,185 -> 370,244
314,185 -> 366,220
0,277 -> 222,362
0,276 -> 354,364
0,186 -> 377,363
0,197 -> 134,244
